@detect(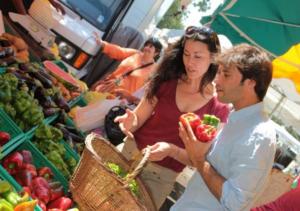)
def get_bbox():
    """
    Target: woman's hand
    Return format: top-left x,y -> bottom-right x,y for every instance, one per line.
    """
146,142 -> 174,161
114,109 -> 138,138
179,121 -> 212,167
